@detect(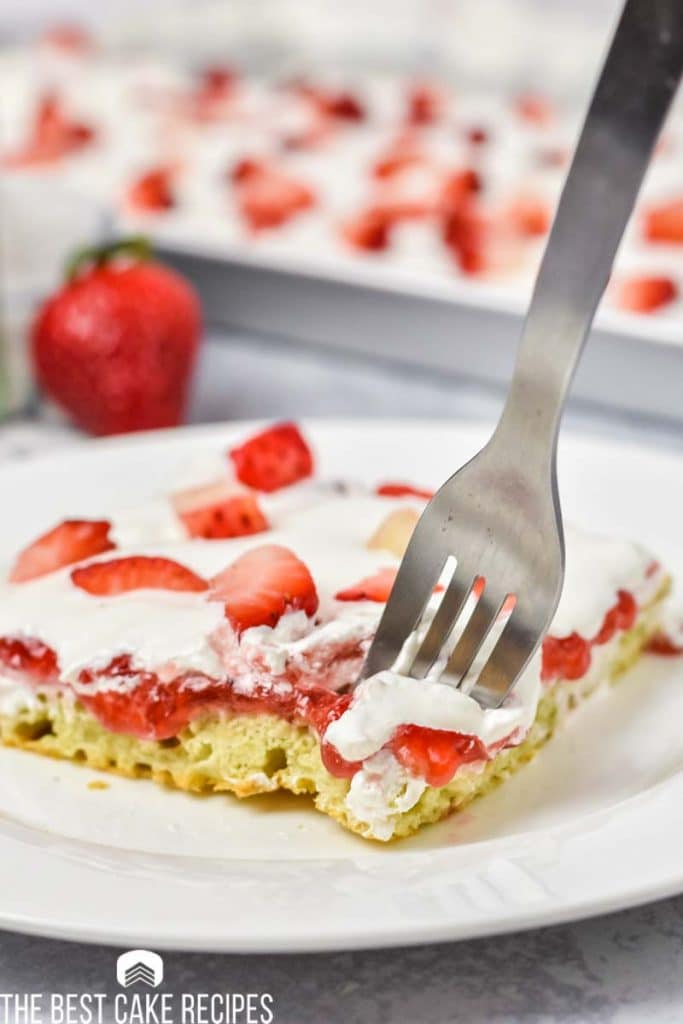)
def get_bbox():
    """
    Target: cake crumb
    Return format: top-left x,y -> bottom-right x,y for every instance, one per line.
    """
87,780 -> 110,791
